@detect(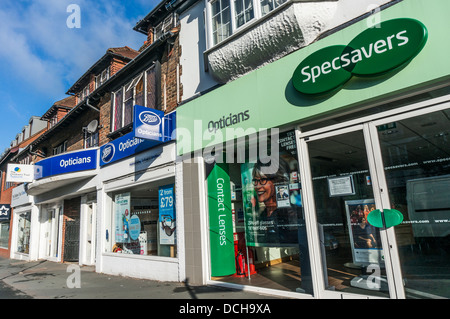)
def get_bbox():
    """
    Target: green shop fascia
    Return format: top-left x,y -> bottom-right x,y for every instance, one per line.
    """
176,0 -> 450,277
